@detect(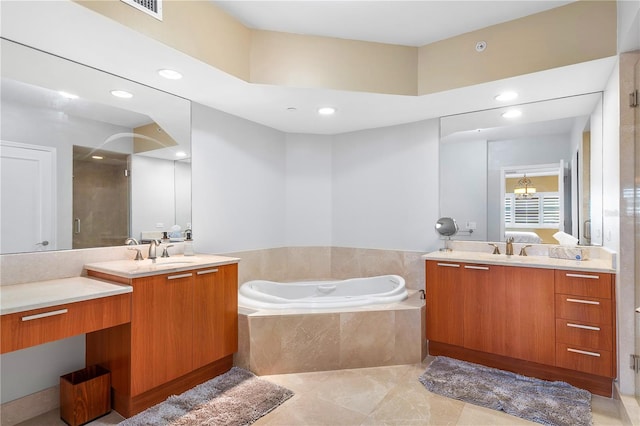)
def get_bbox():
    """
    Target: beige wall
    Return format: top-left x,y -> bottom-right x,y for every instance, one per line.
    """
77,0 -> 252,81
77,0 -> 617,97
417,1 -> 617,94
250,30 -> 417,95
133,122 -> 177,153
